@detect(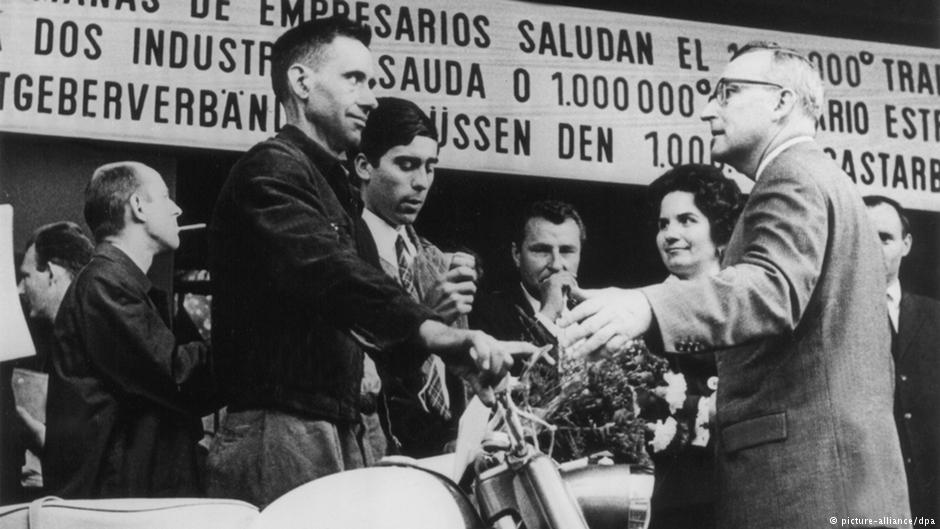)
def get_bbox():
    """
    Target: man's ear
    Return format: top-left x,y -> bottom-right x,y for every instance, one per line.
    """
902,233 -> 912,258
46,261 -> 69,285
128,193 -> 147,223
511,242 -> 521,269
353,153 -> 373,184
772,88 -> 798,121
286,64 -> 312,99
